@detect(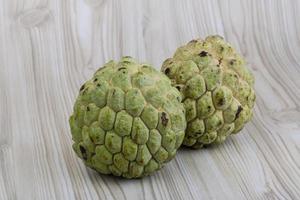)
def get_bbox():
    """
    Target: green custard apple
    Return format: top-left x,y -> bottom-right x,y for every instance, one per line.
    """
69,57 -> 186,178
161,35 -> 256,149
